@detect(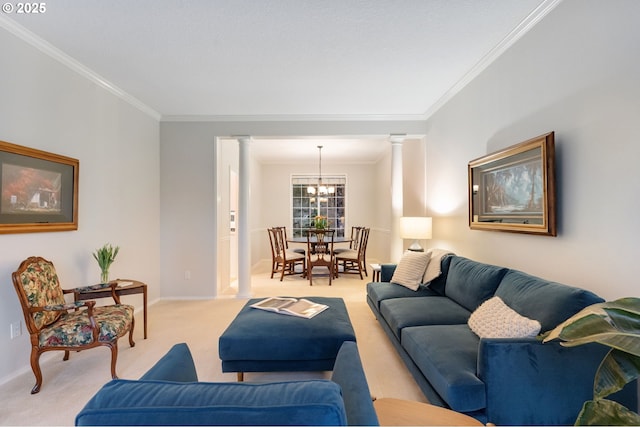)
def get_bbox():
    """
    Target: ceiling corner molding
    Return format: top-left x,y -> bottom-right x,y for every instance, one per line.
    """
0,15 -> 161,121
160,113 -> 428,123
422,0 -> 563,120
